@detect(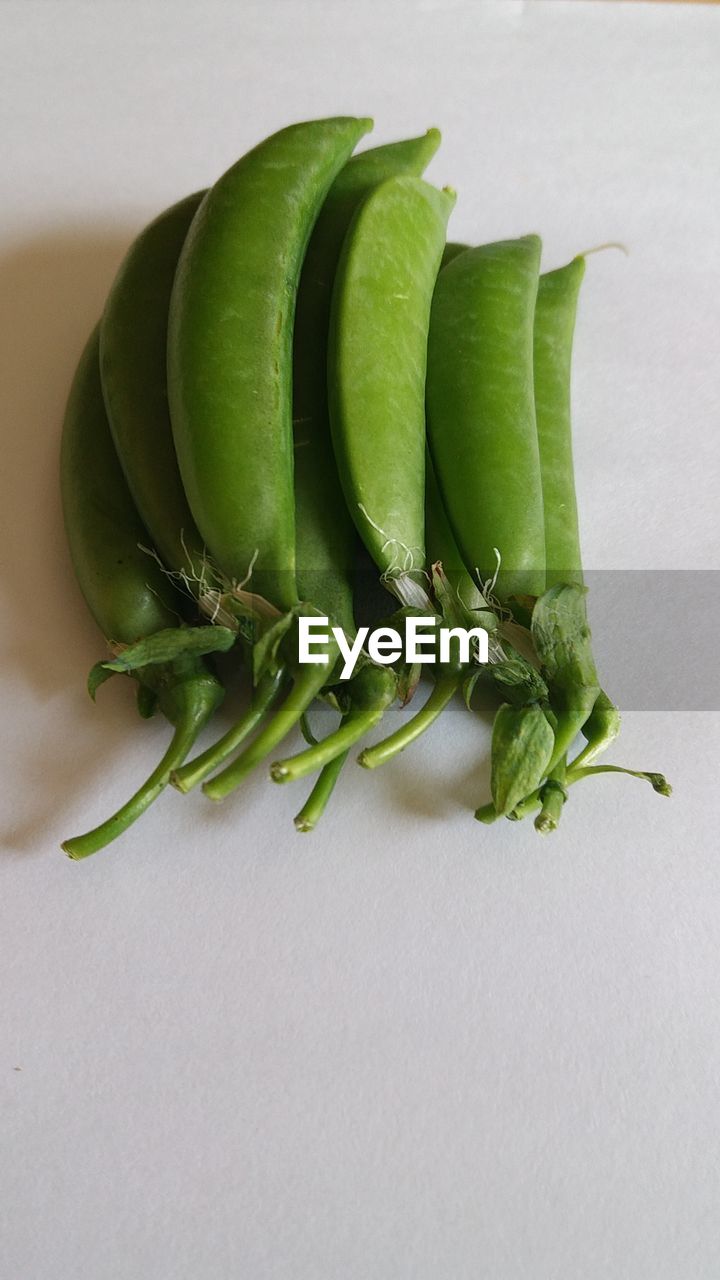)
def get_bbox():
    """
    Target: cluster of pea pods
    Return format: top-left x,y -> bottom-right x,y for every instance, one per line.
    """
60,117 -> 669,859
